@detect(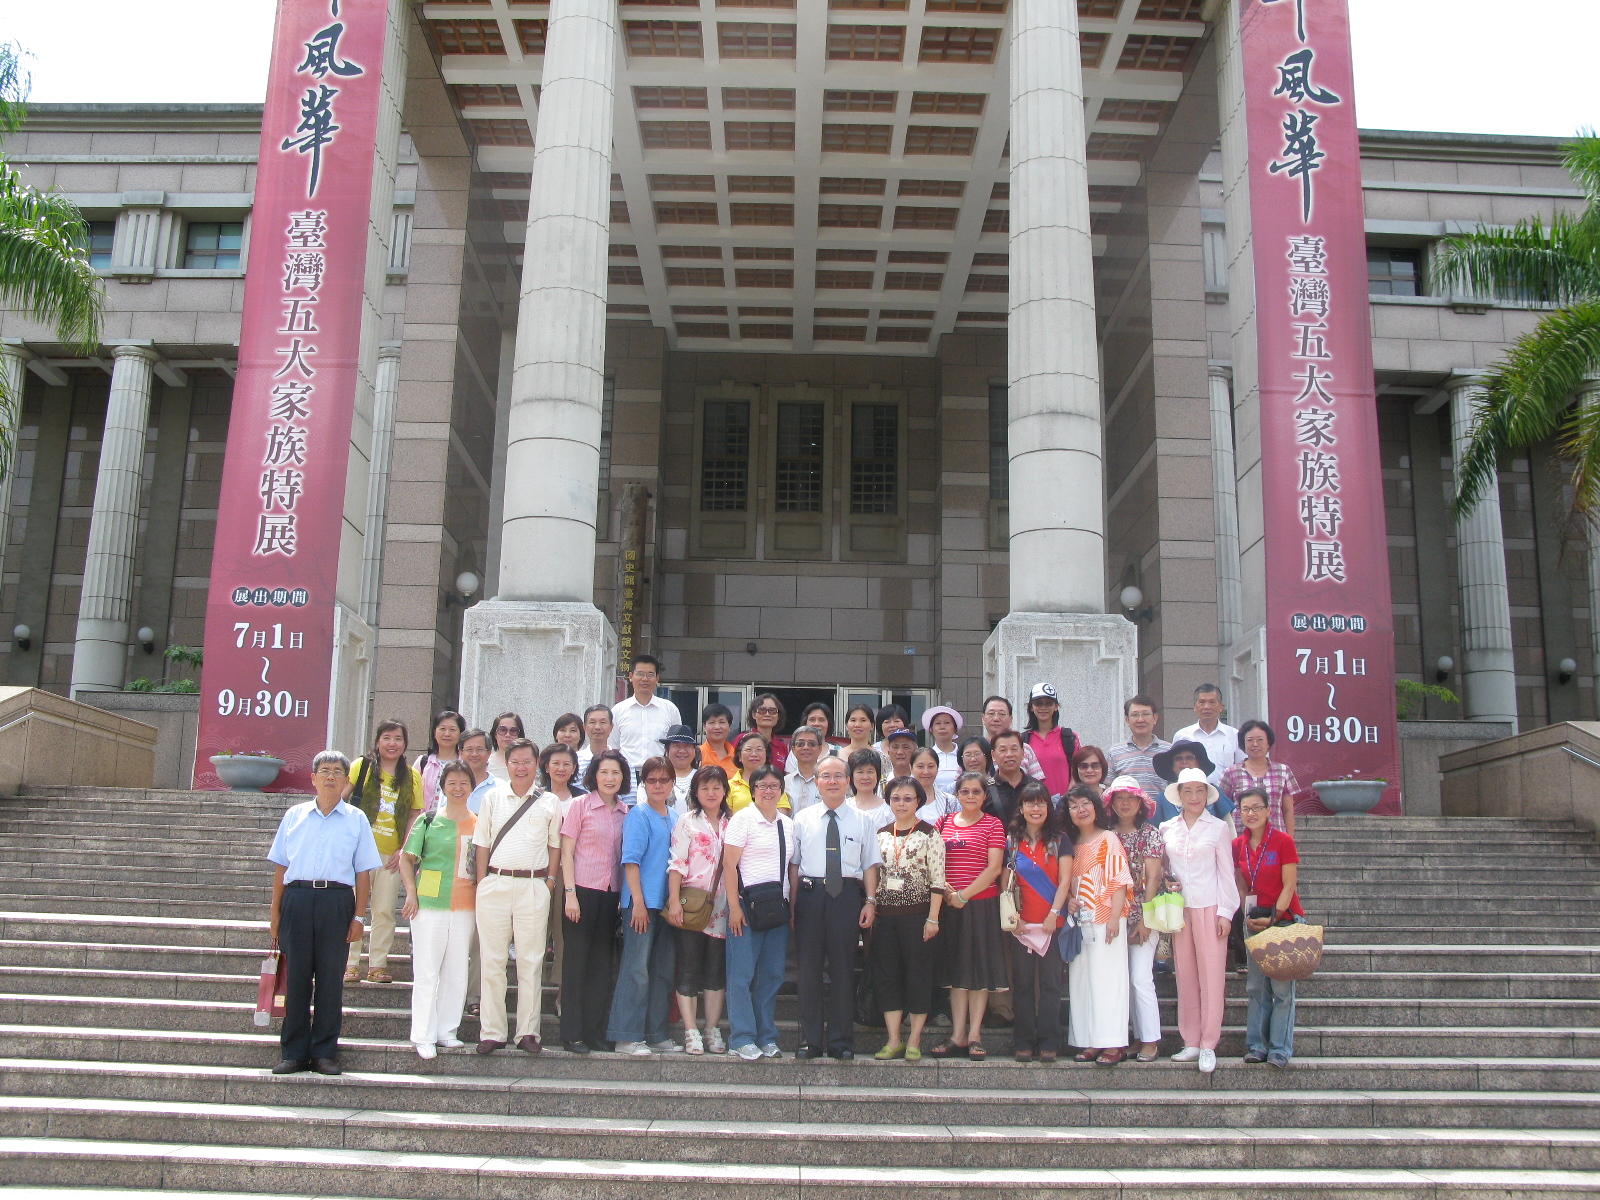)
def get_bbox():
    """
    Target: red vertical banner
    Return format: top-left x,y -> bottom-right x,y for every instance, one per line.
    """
193,0 -> 388,792
1240,0 -> 1402,809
